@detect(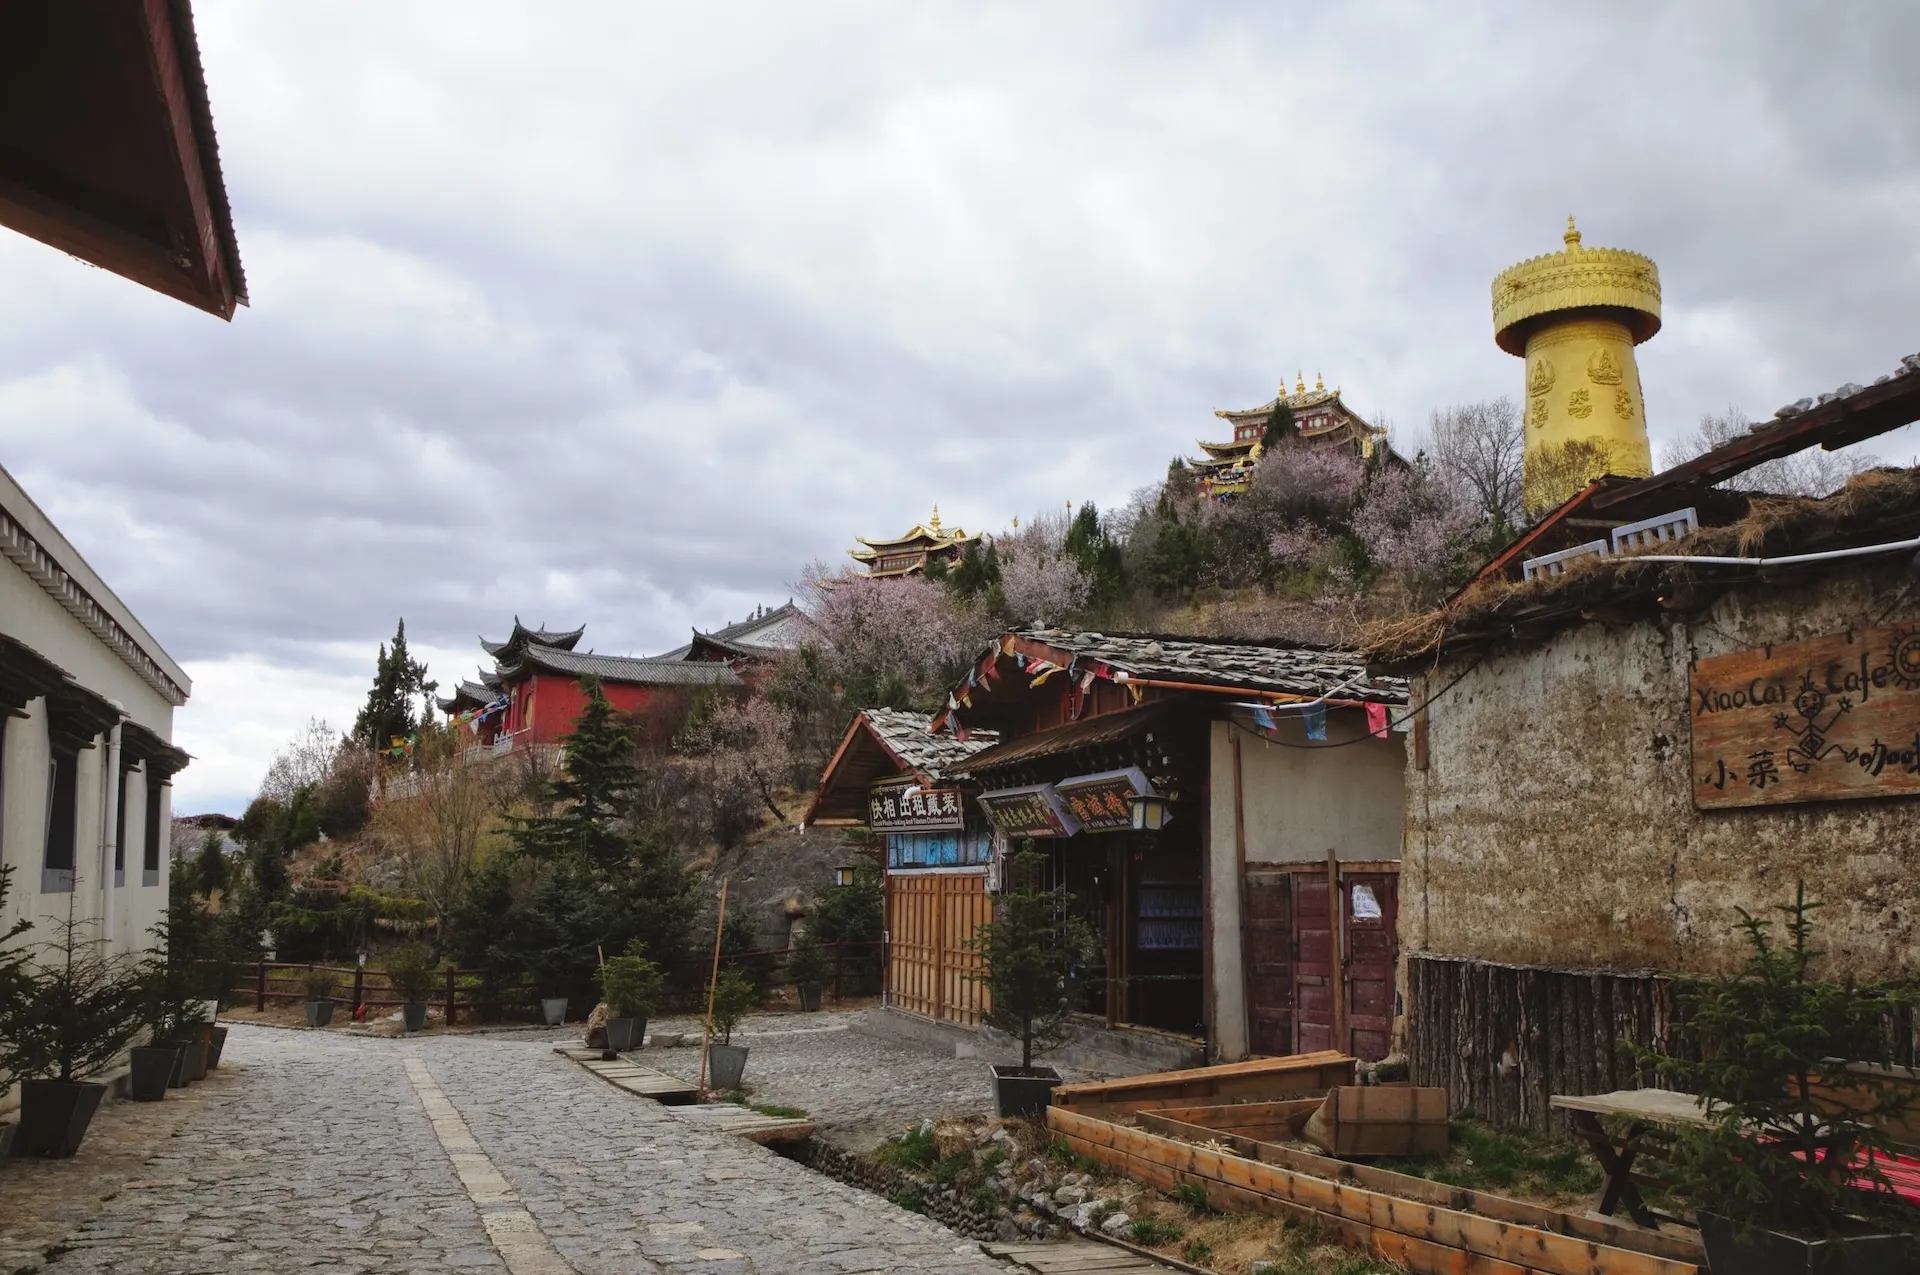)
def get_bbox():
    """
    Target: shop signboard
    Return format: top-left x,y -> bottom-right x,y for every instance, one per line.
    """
1054,766 -> 1153,833
868,780 -> 965,832
976,783 -> 1081,838
1691,624 -> 1920,810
